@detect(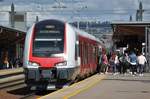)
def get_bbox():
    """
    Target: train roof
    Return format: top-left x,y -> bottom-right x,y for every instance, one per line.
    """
69,23 -> 101,43
35,19 -> 102,45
